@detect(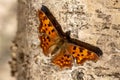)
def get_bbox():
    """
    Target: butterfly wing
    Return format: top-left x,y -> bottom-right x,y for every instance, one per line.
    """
52,40 -> 102,68
66,38 -> 103,64
52,48 -> 73,68
38,6 -> 61,55
38,5 -> 73,68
